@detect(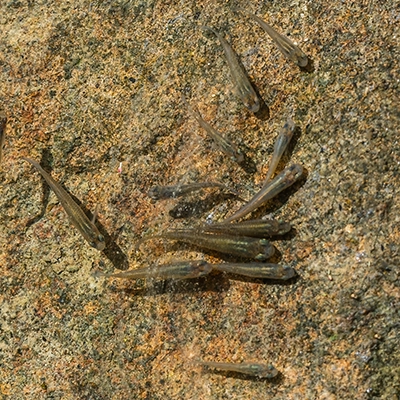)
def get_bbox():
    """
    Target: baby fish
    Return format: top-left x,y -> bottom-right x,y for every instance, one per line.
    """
201,26 -> 261,113
201,219 -> 291,238
263,118 -> 295,184
198,360 -> 278,379
237,9 -> 309,67
138,229 -> 275,261
22,157 -> 105,250
224,164 -> 303,222
183,96 -> 244,163
211,262 -> 296,280
101,260 -> 212,280
182,96 -> 244,163
0,113 -> 6,164
148,181 -> 232,200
